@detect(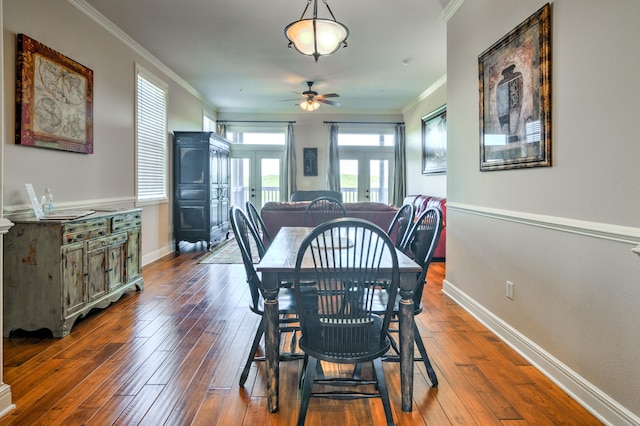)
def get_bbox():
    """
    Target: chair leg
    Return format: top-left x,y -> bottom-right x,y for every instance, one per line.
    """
240,317 -> 265,386
352,363 -> 362,380
297,356 -> 318,426
413,322 -> 438,387
372,358 -> 394,426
